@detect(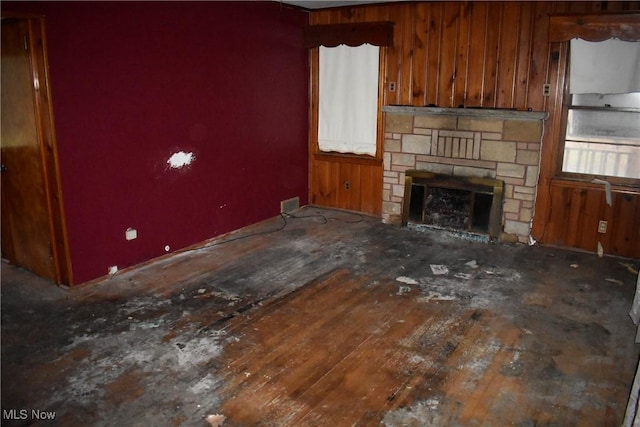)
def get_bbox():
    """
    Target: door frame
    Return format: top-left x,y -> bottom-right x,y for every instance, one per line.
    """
2,13 -> 72,285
